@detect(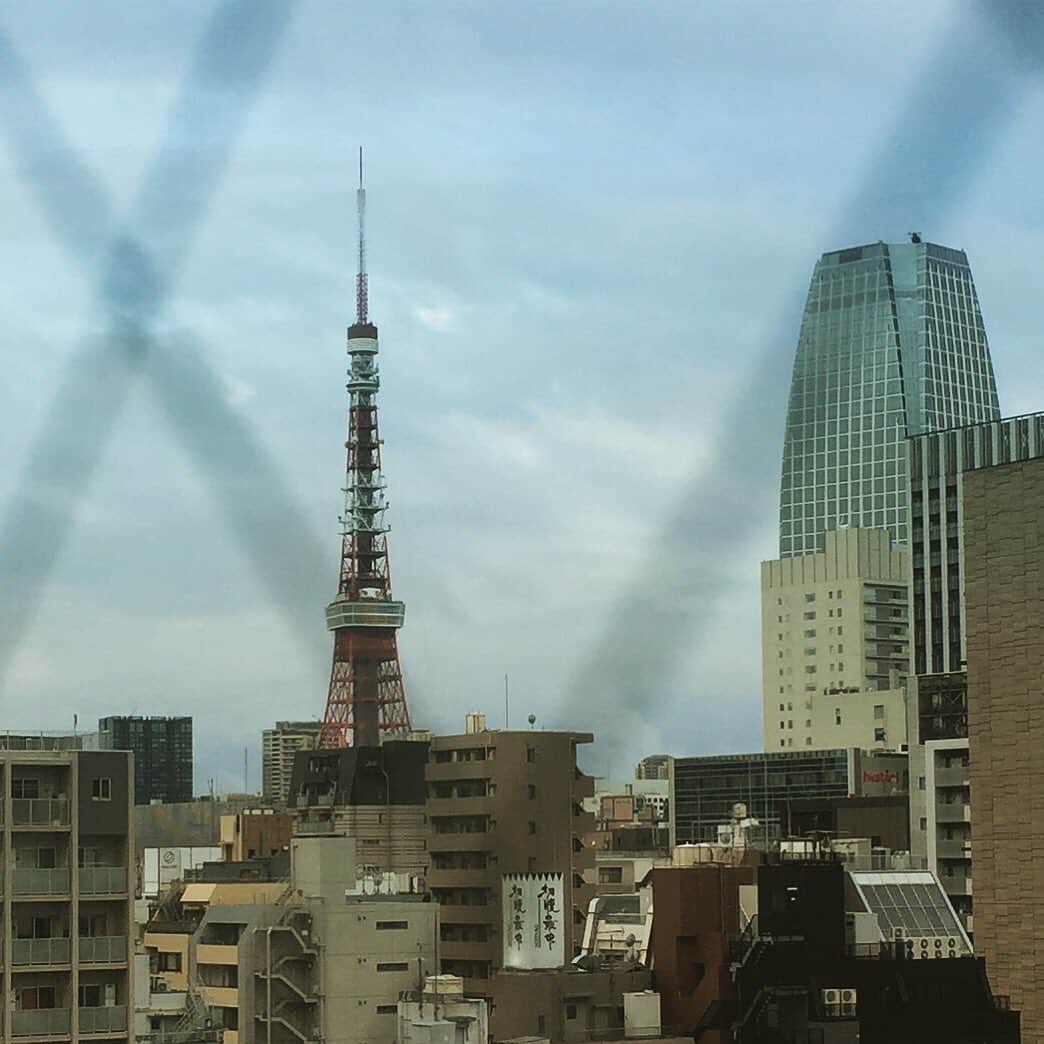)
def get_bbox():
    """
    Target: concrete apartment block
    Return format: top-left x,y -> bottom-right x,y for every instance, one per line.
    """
1,747 -> 135,1044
